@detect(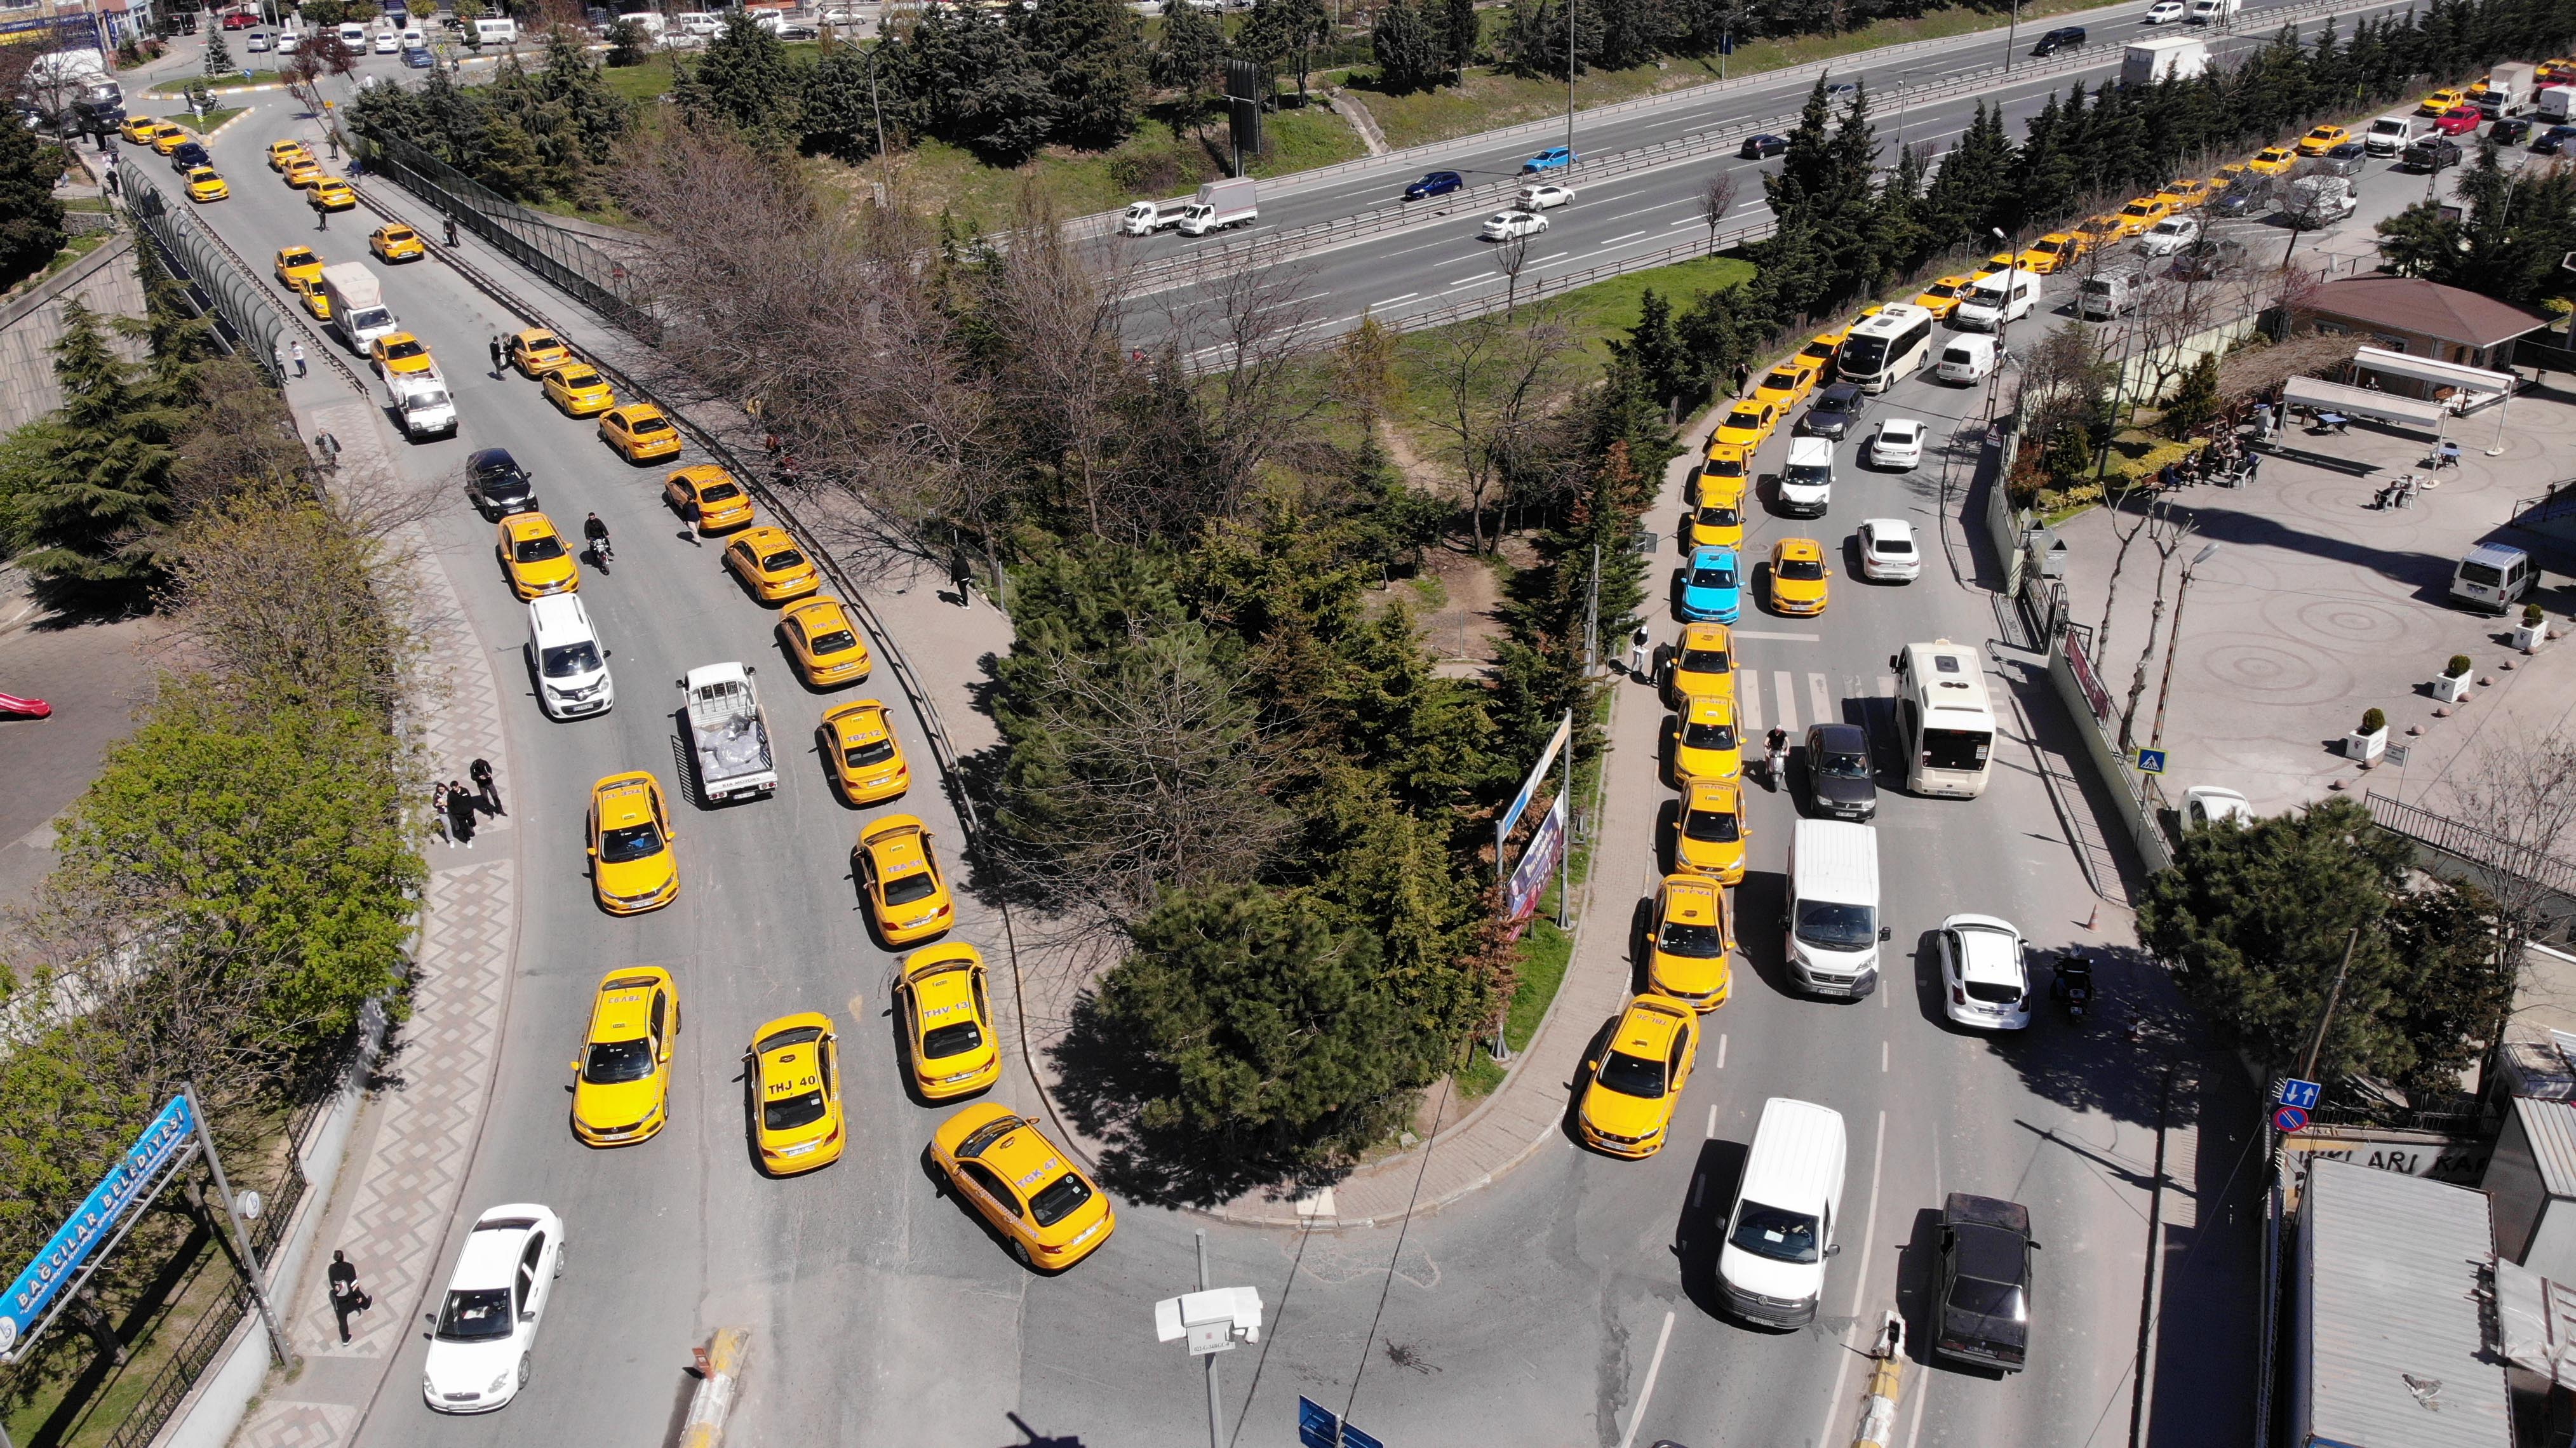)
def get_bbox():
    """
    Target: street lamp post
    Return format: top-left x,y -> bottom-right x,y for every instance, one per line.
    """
2148,542 -> 2221,751
2004,0 -> 2020,72
1564,0 -> 1578,158
1153,1235 -> 1264,1448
